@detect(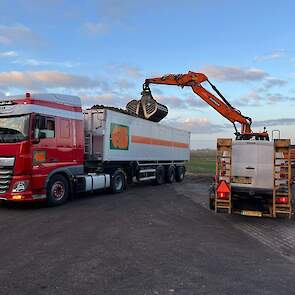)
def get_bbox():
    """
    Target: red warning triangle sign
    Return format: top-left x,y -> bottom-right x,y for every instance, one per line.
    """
217,180 -> 230,193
